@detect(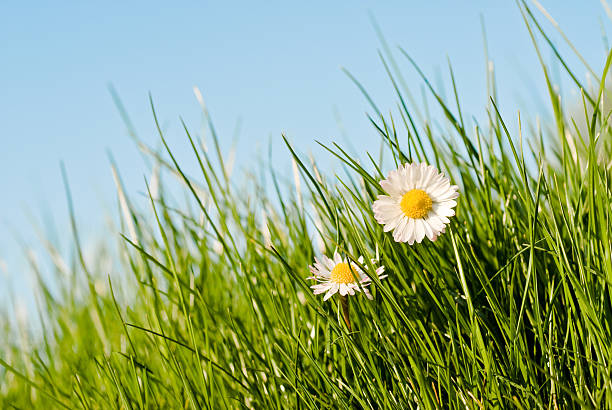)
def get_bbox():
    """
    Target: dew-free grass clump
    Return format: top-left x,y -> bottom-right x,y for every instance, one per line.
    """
2,2 -> 612,408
